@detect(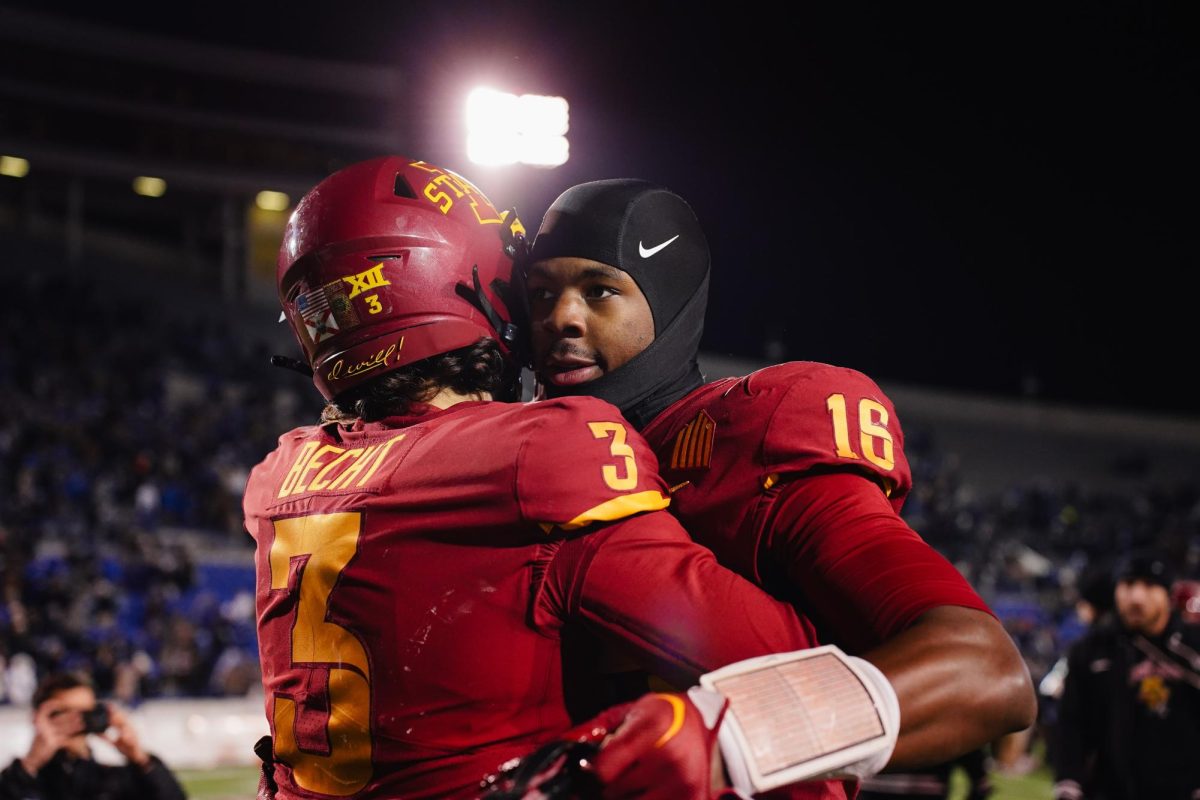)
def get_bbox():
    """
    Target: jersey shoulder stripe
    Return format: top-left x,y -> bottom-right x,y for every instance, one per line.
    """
519,396 -> 672,530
